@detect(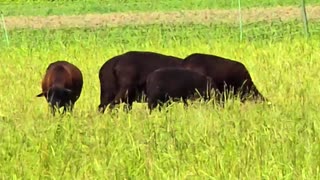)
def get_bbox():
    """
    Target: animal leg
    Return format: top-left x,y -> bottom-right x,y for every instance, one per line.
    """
182,98 -> 188,108
123,88 -> 137,112
148,99 -> 158,114
203,88 -> 212,102
50,105 -> 57,116
62,106 -> 67,114
98,91 -> 116,113
63,103 -> 74,114
110,87 -> 132,111
69,103 -> 74,112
